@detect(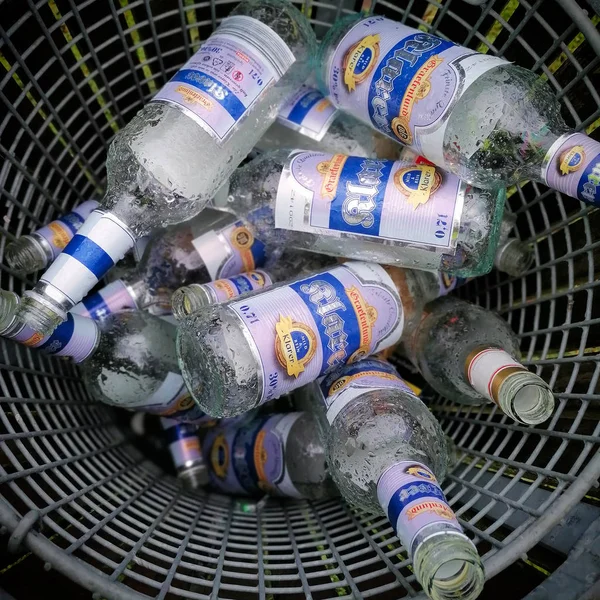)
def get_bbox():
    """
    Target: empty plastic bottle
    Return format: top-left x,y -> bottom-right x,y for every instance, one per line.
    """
177,261 -> 441,417
202,411 -> 337,499
5,200 -> 98,274
256,84 -> 401,159
219,149 -> 505,277
0,290 -> 204,421
161,418 -> 209,489
308,357 -> 484,600
171,250 -> 335,318
405,296 -> 555,424
17,0 -> 316,336
317,14 -> 600,205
